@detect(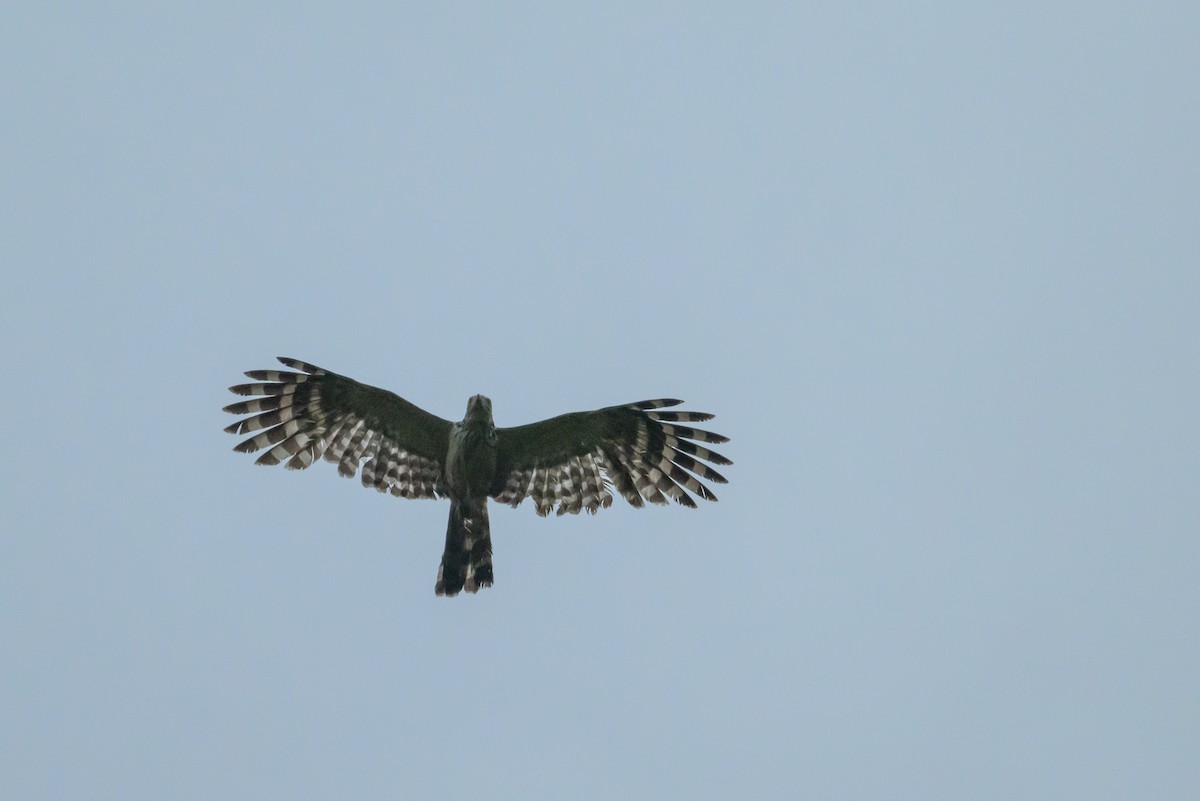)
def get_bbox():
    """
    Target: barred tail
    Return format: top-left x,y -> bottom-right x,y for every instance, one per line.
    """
435,499 -> 493,596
